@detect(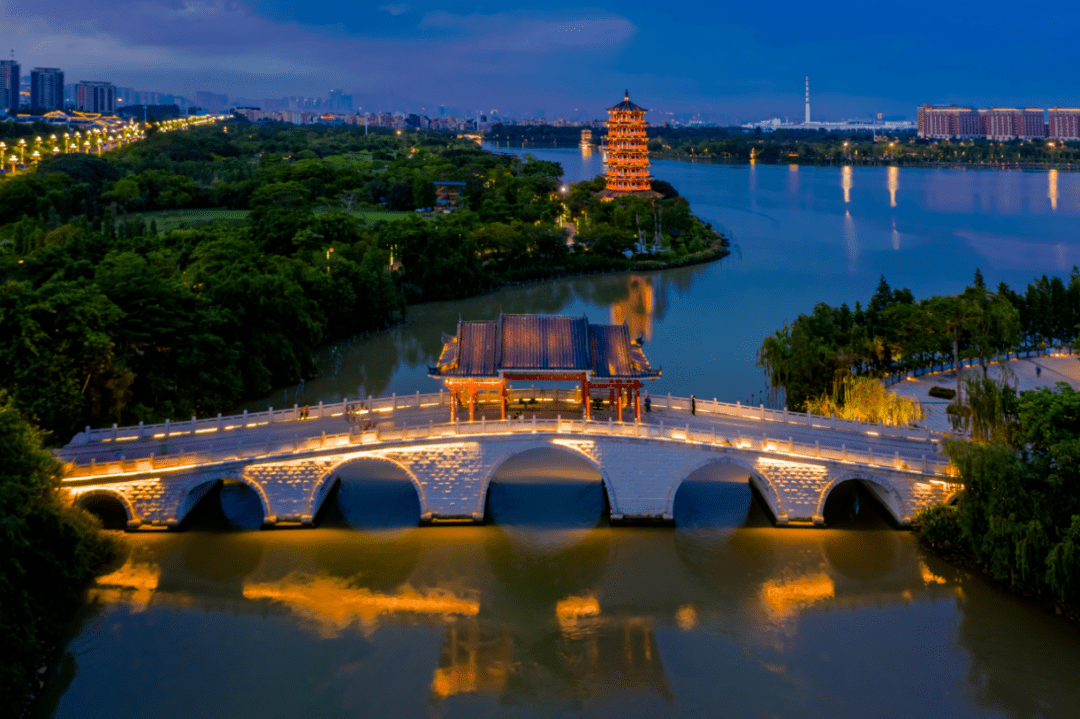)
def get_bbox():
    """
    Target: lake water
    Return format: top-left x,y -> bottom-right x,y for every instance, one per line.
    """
42,154 -> 1080,718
